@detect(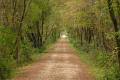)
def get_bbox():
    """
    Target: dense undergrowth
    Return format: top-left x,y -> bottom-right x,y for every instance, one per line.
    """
68,38 -> 120,80
63,0 -> 120,80
0,33 -> 58,80
0,0 -> 62,79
